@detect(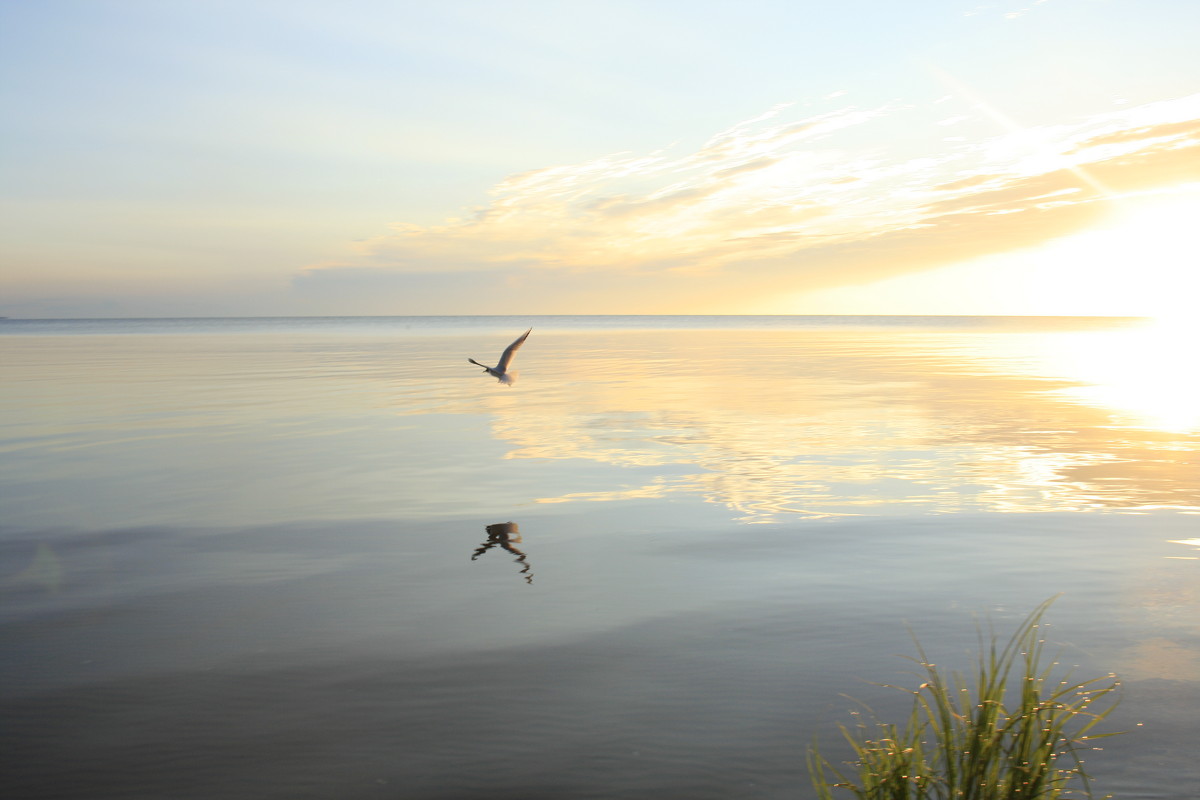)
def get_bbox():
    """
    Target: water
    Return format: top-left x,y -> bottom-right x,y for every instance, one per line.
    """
2,315 -> 1197,798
